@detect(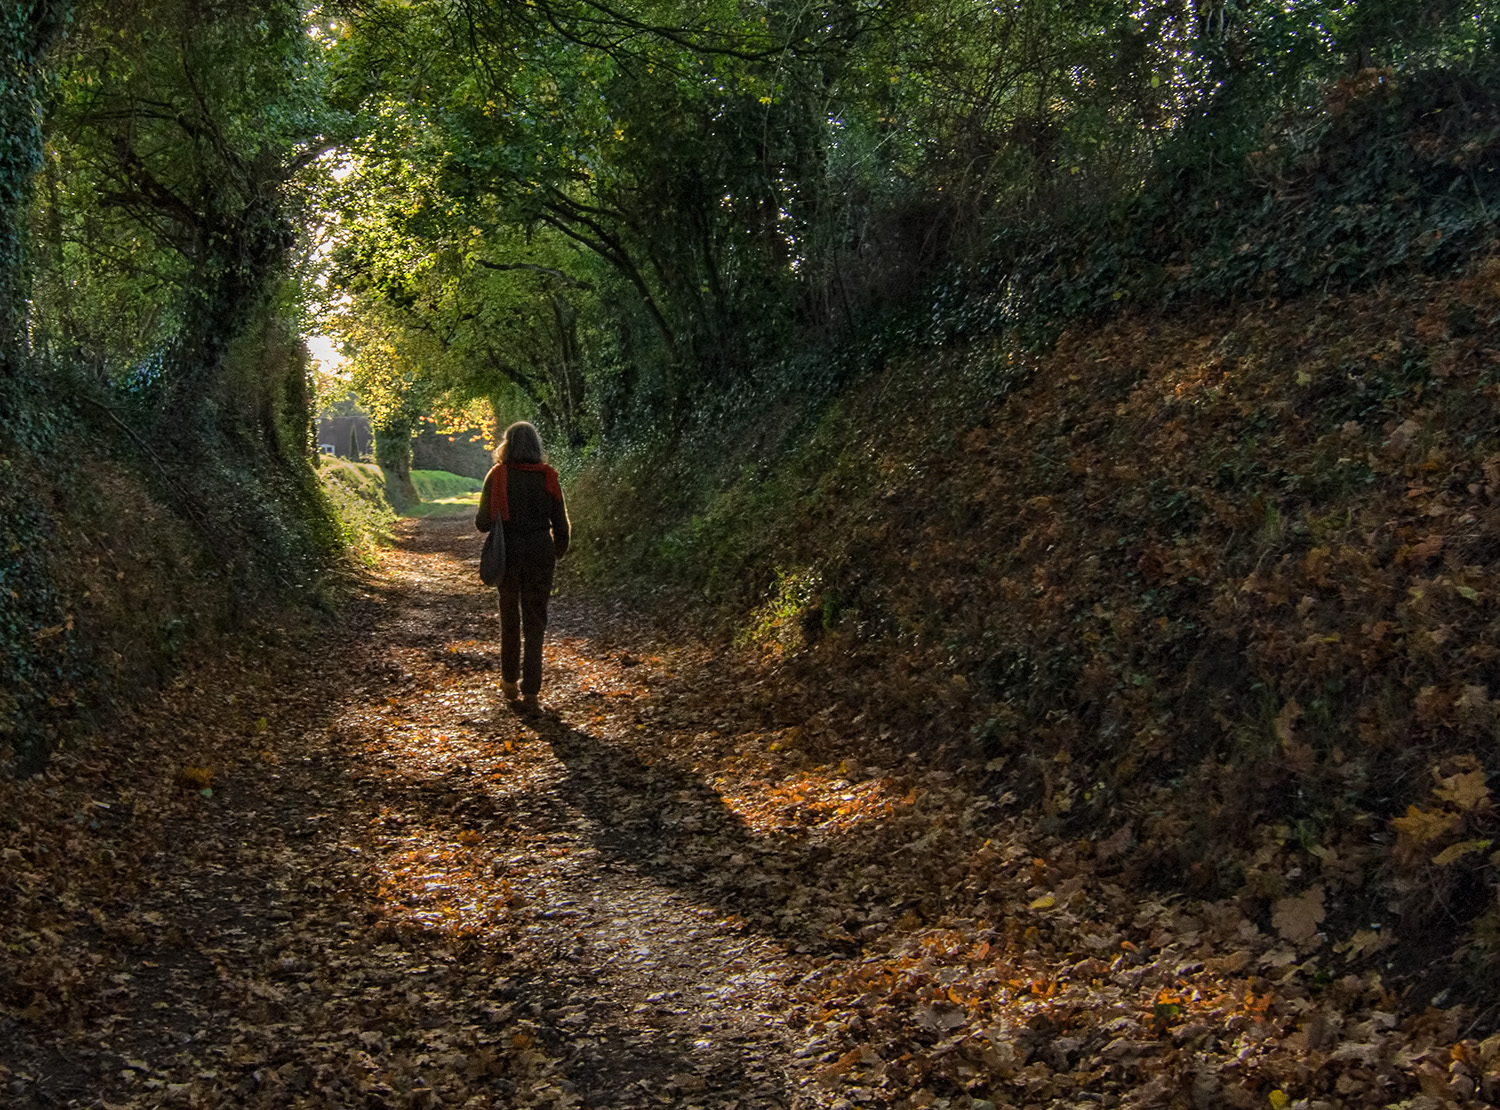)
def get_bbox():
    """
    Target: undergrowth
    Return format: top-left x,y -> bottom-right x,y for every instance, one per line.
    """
317,457 -> 397,560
